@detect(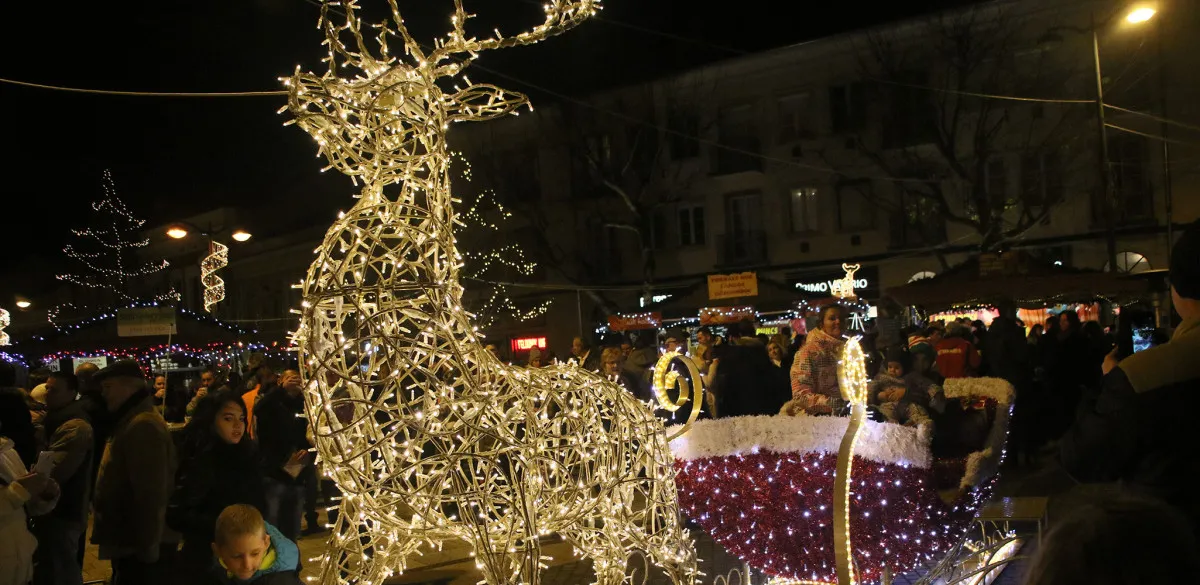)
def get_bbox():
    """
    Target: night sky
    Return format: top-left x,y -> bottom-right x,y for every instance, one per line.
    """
0,0 -> 974,296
